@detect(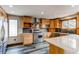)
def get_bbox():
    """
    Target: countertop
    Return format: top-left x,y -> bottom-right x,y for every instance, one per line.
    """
44,34 -> 79,54
53,32 -> 69,35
